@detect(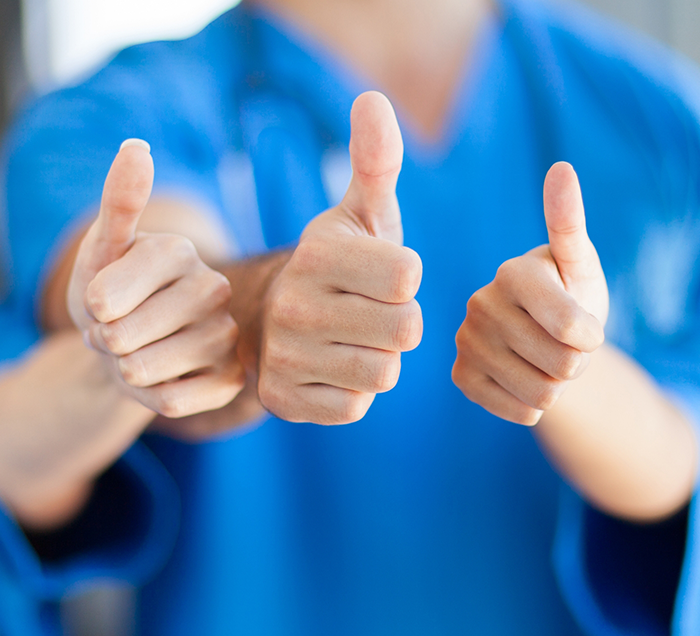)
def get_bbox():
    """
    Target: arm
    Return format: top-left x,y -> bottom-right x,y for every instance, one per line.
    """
452,162 -> 698,522
44,92 -> 422,435
0,330 -> 153,530
535,344 -> 697,521
0,143 -> 236,528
